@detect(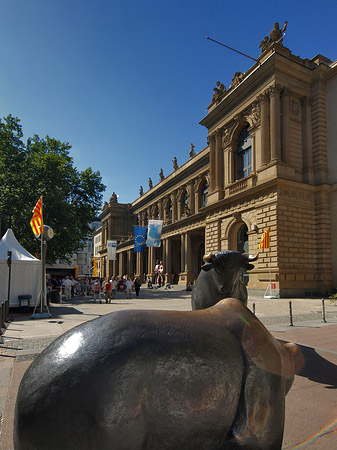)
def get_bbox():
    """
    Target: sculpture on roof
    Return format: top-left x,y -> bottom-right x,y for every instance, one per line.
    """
159,168 -> 164,181
269,21 -> 287,43
173,157 -> 178,170
259,21 -> 287,53
148,178 -> 153,189
212,81 -> 226,102
231,72 -> 244,88
189,143 -> 195,158
139,186 -> 143,196
110,192 -> 118,203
